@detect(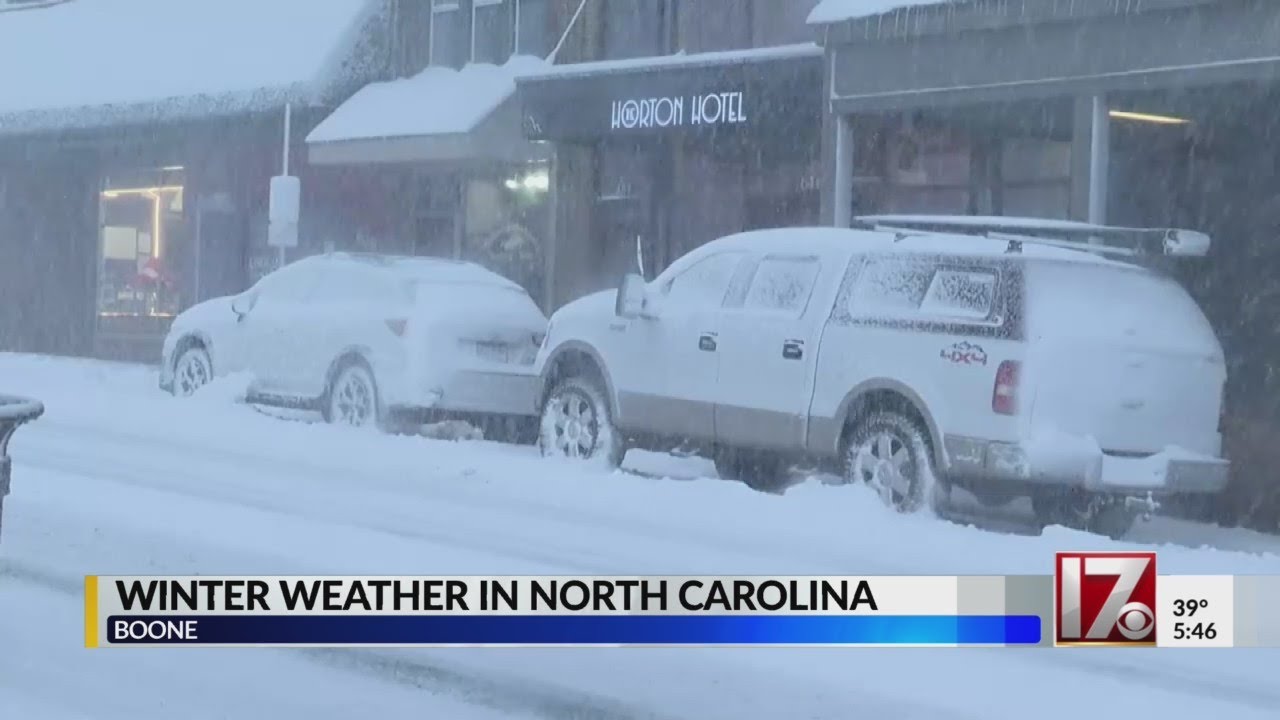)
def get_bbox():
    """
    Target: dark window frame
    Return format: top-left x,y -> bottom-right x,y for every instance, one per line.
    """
430,0 -> 467,69
472,0 -> 513,64
600,0 -> 679,60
